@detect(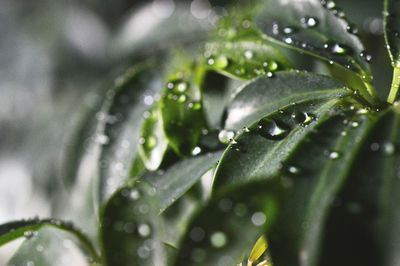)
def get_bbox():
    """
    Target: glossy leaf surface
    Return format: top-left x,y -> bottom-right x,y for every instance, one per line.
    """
256,0 -> 371,80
